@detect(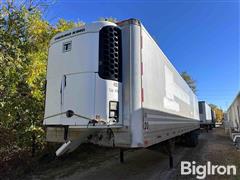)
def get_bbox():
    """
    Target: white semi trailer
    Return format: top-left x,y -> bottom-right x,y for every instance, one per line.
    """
43,19 -> 200,163
198,101 -> 213,130
226,92 -> 240,146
